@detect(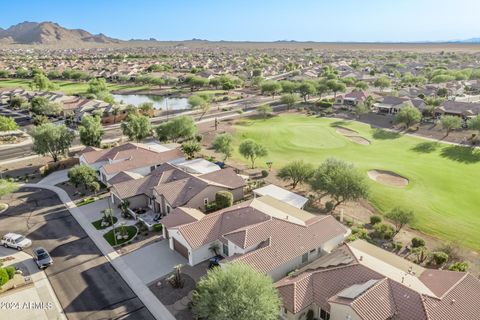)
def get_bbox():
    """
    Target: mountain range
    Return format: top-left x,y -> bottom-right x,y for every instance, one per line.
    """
0,21 -> 121,45
1,21 -> 480,45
